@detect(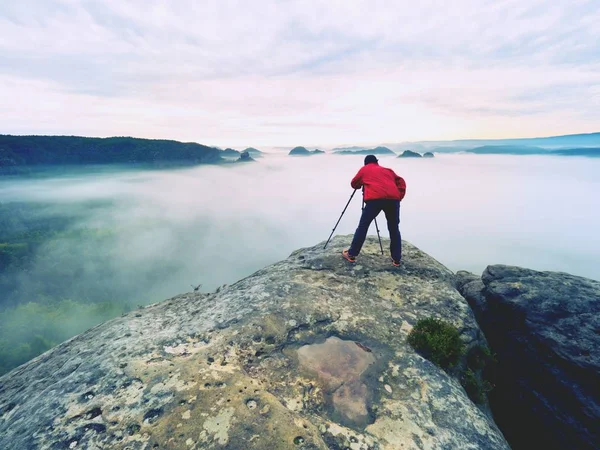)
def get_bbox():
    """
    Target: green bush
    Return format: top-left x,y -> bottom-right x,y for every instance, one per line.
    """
461,368 -> 494,403
467,344 -> 496,370
460,344 -> 496,403
407,317 -> 465,369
